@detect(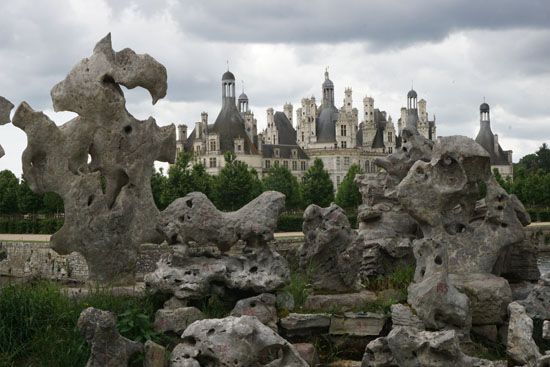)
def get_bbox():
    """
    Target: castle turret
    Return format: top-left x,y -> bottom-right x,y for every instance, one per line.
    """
322,69 -> 335,107
343,88 -> 353,112
283,103 -> 293,124
221,70 -> 236,108
177,124 -> 187,142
